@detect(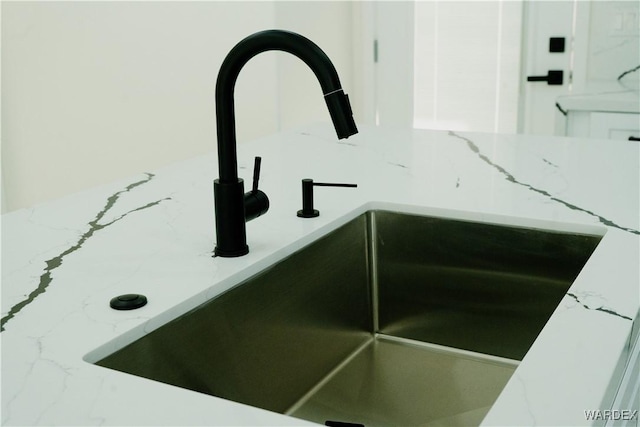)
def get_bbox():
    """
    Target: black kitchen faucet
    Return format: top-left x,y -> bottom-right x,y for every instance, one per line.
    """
213,29 -> 358,257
